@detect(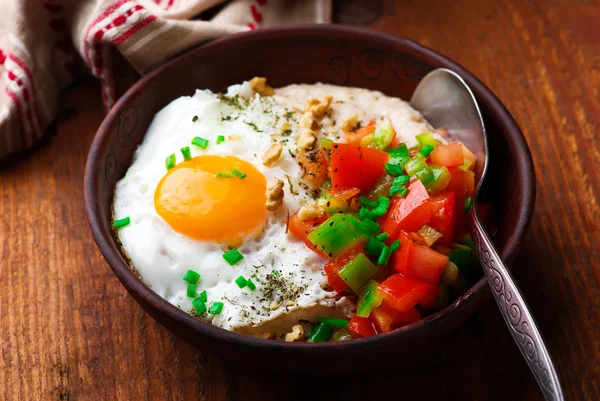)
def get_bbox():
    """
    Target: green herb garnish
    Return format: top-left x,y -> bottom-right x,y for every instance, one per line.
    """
113,217 -> 130,228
